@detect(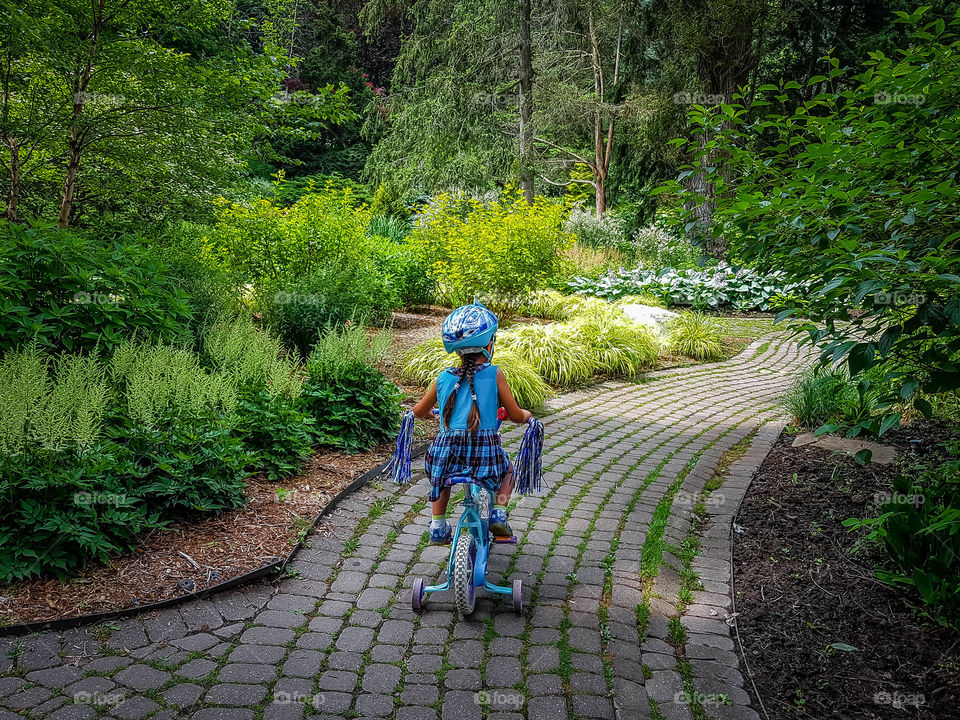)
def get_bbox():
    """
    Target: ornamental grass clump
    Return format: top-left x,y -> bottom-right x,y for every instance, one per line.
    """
570,314 -> 661,377
498,323 -> 597,386
666,312 -> 724,361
